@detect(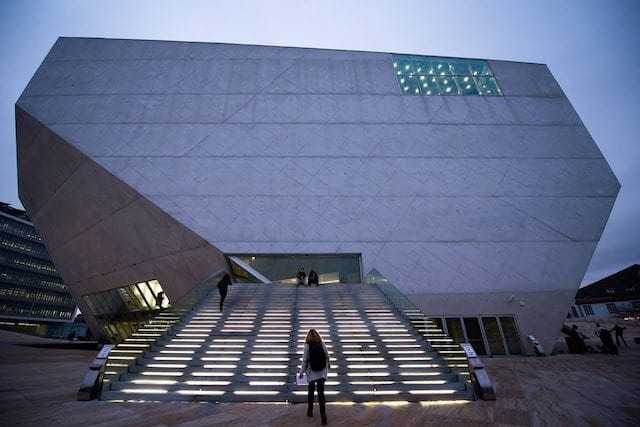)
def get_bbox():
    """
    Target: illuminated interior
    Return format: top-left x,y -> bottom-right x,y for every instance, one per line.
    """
392,54 -> 502,96
82,279 -> 170,342
232,254 -> 361,284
